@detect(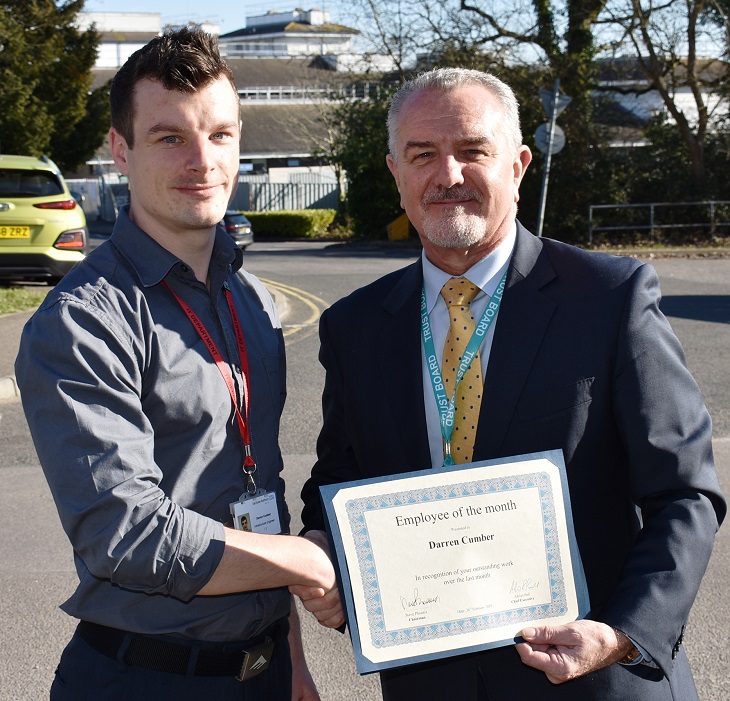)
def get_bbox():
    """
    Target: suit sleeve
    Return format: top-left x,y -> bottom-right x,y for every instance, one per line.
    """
300,308 -> 361,533
598,262 -> 726,675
